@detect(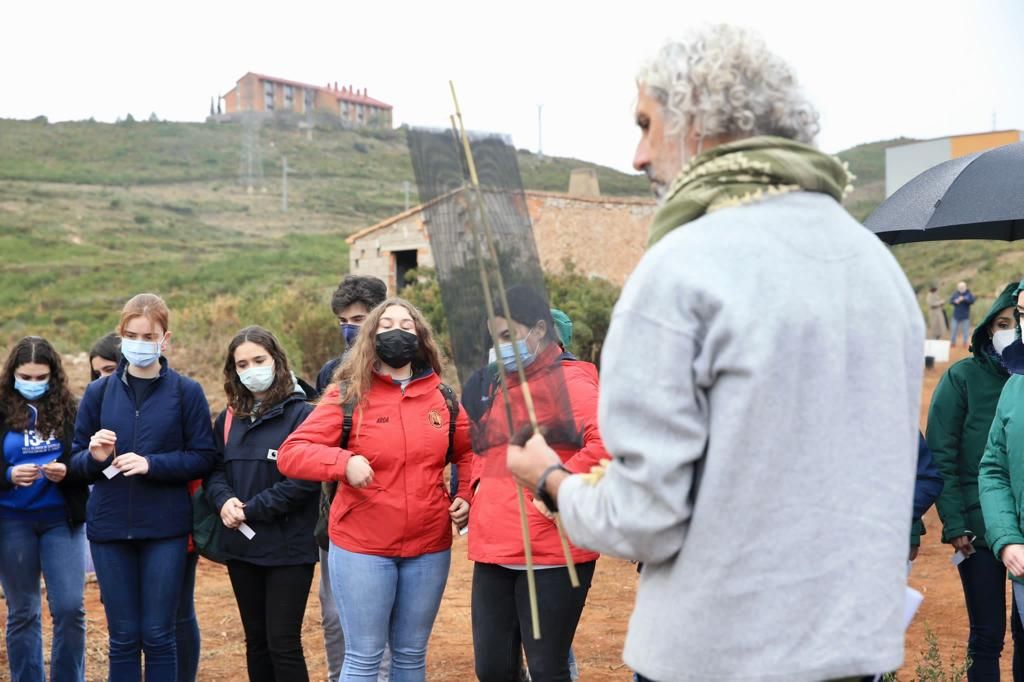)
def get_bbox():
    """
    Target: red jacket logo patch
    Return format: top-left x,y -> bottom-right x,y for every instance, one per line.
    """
428,410 -> 443,429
